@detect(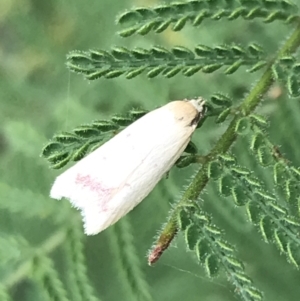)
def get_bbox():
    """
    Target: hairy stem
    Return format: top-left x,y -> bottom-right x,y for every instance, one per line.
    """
151,21 -> 300,262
